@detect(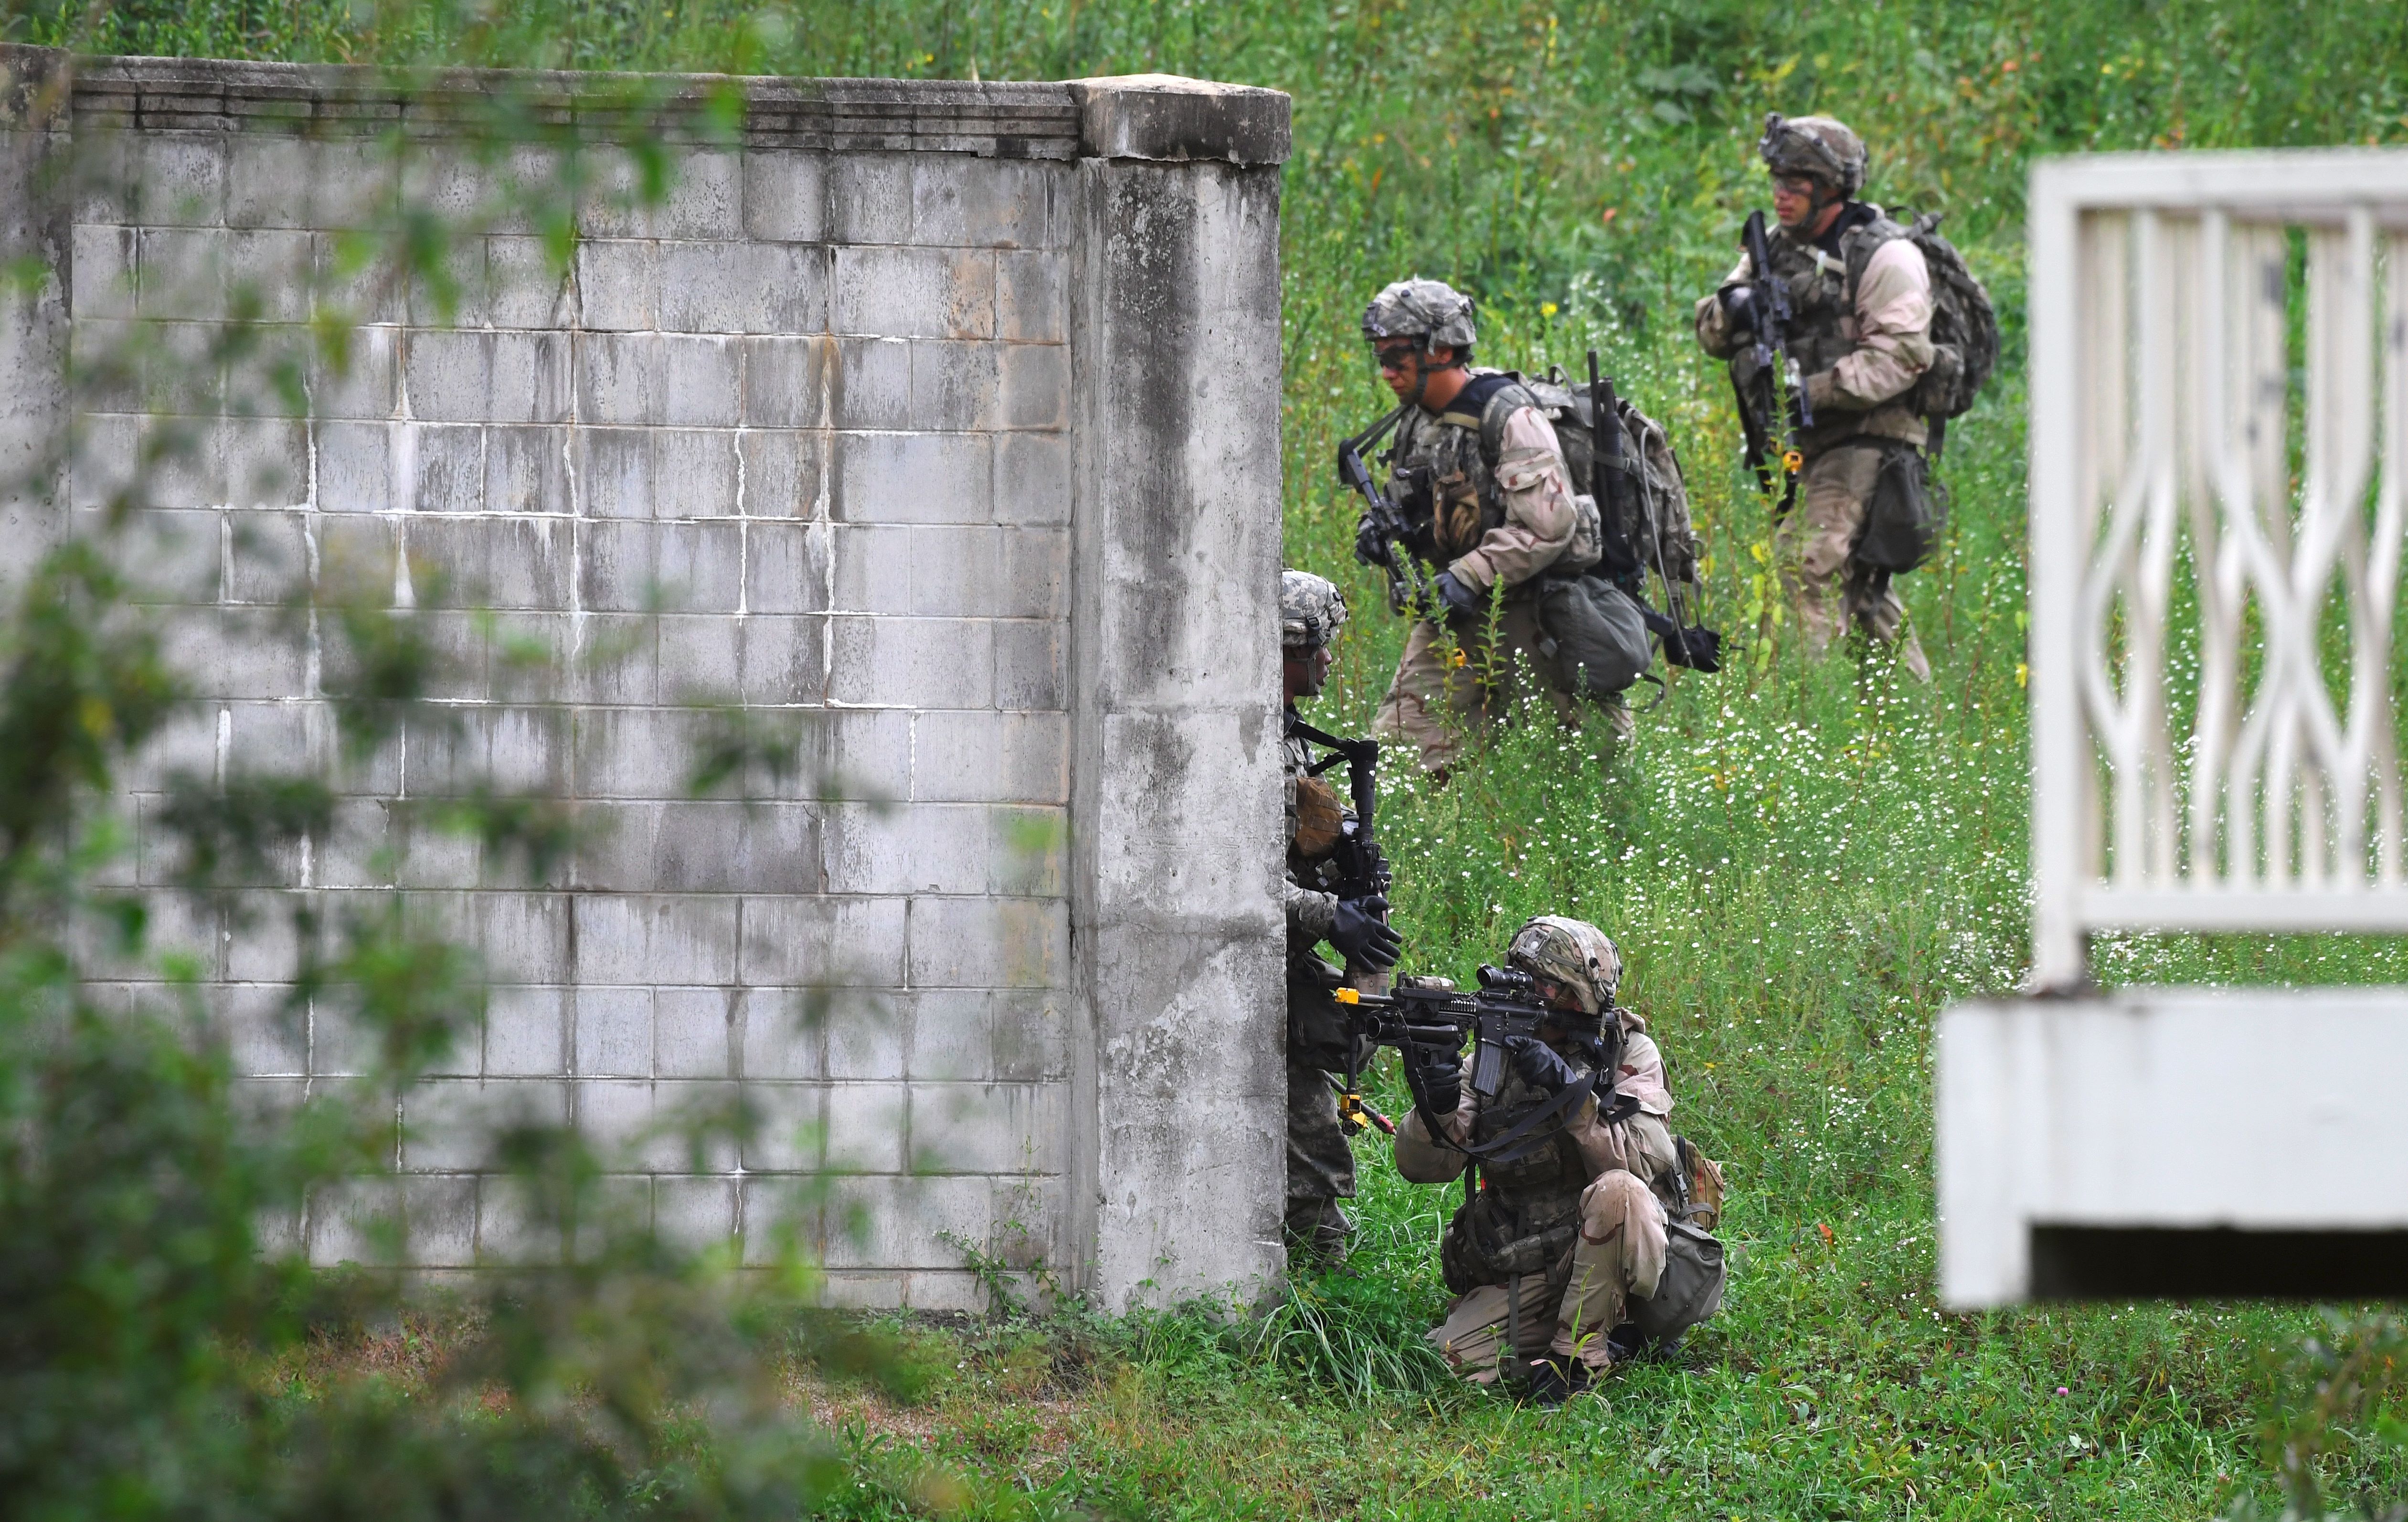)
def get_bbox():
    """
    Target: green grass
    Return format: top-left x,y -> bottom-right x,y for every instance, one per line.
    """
24,0 -> 2408,1514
